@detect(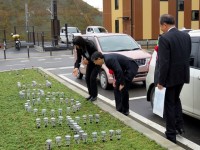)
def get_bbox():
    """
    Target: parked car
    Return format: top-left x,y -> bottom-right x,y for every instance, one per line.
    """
146,31 -> 200,120
179,28 -> 193,33
86,26 -> 108,34
74,33 -> 151,89
60,26 -> 81,43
